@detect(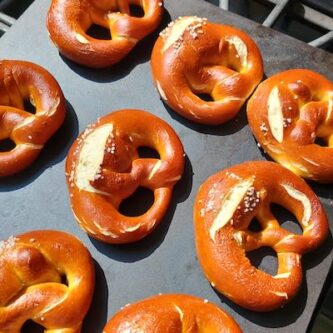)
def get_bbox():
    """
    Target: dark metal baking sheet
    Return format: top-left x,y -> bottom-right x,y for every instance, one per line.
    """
0,0 -> 332,332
